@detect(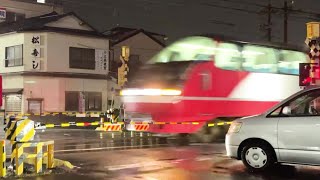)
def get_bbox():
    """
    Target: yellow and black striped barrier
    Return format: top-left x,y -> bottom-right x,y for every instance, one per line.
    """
11,140 -> 54,176
5,119 -> 35,142
37,121 -> 232,129
208,121 -> 232,127
5,111 -> 107,117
